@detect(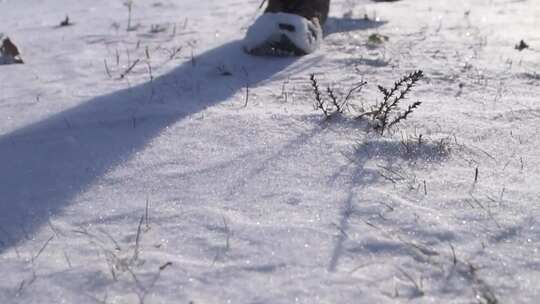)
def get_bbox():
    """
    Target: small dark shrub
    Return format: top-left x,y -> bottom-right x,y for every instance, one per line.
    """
310,70 -> 425,135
